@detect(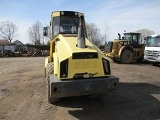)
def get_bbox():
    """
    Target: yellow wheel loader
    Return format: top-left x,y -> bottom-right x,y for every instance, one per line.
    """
44,11 -> 119,103
105,32 -> 145,64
